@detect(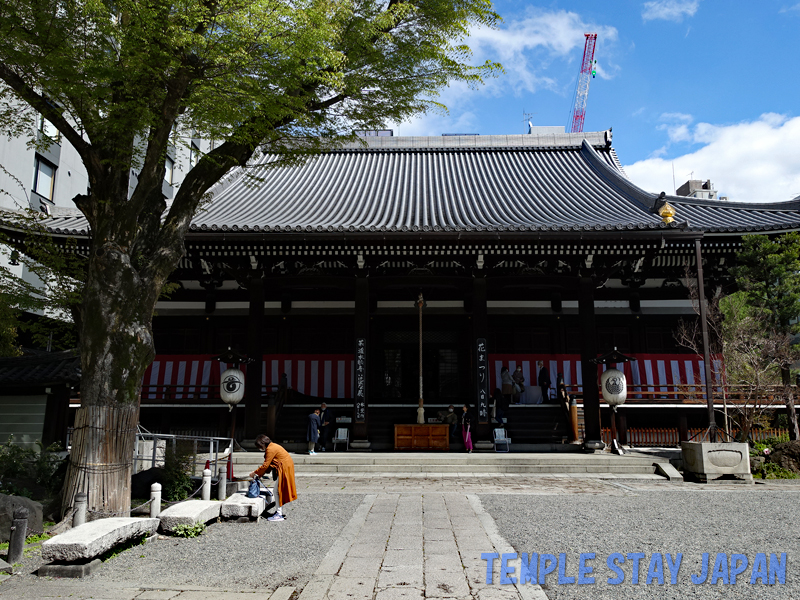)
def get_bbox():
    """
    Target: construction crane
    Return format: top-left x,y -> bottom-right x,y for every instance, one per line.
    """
568,33 -> 598,133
